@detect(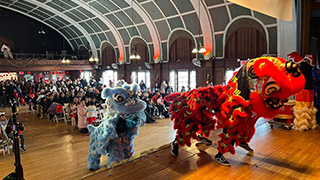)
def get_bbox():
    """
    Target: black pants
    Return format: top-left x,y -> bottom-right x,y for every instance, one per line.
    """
80,128 -> 88,134
0,95 -> 5,107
